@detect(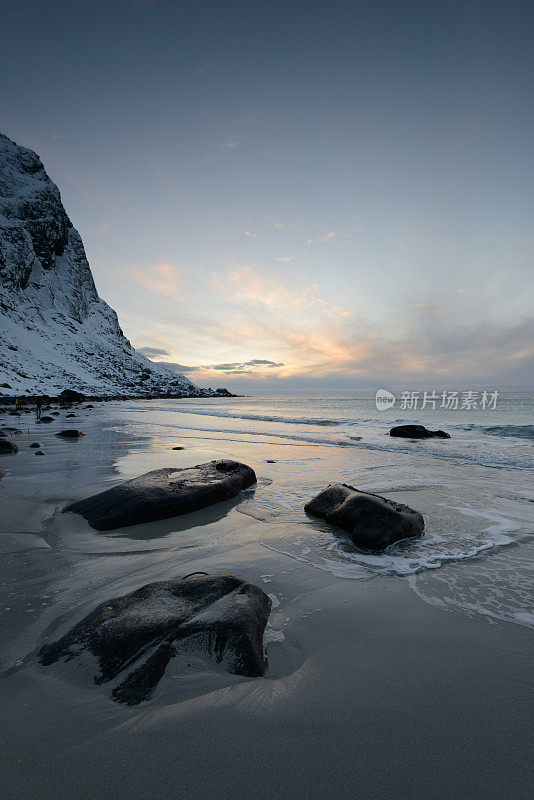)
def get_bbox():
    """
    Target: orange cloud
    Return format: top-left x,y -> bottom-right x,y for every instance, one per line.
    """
133,262 -> 181,294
